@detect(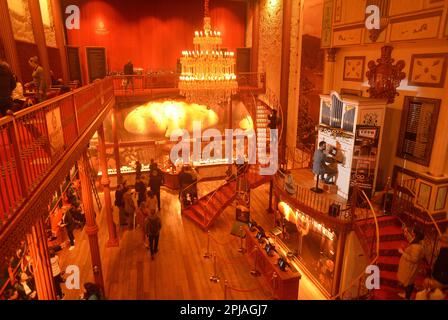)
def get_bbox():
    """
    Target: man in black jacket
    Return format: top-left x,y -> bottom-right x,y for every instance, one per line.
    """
149,163 -> 164,211
0,63 -> 16,117
123,60 -> 134,91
